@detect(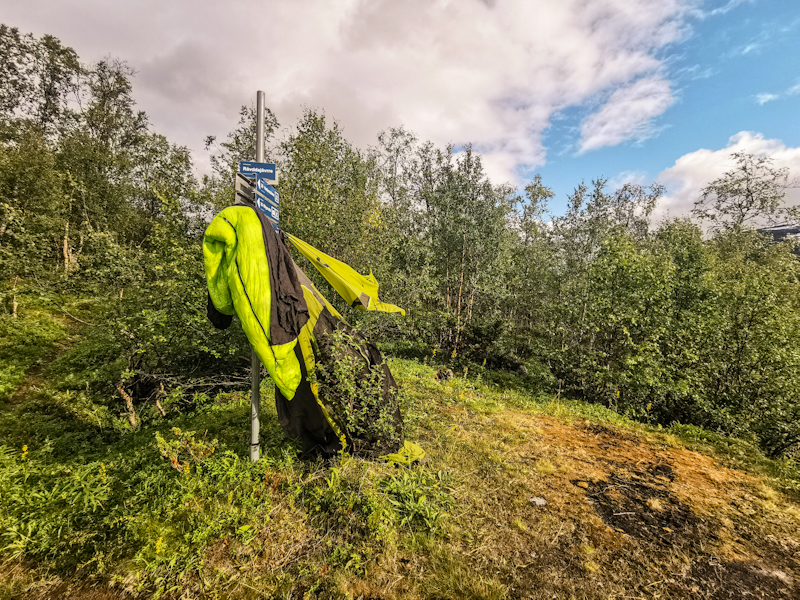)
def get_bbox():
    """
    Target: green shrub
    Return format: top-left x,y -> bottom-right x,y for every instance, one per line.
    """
154,427 -> 218,473
315,328 -> 403,456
